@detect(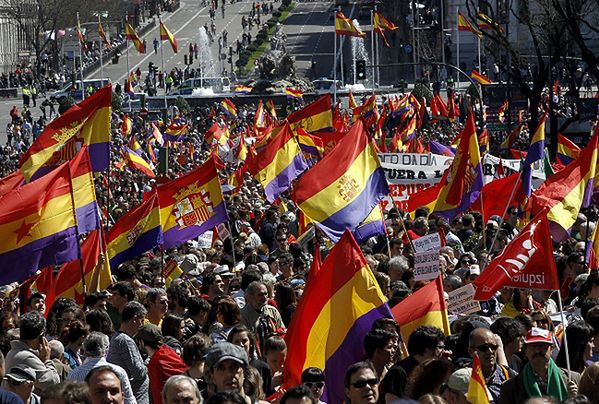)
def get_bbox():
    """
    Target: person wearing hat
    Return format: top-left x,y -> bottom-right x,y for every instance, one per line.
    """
3,365 -> 38,404
136,324 -> 188,404
499,327 -> 579,404
441,368 -> 472,404
203,342 -> 250,402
